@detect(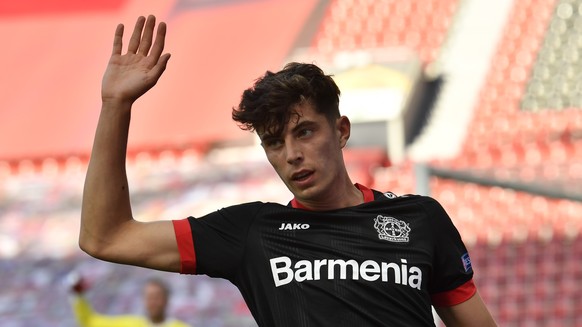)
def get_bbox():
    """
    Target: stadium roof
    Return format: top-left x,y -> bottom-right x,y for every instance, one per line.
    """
0,0 -> 318,161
